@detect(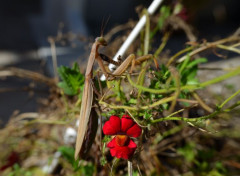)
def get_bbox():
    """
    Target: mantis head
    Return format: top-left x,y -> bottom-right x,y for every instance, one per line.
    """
96,37 -> 107,46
